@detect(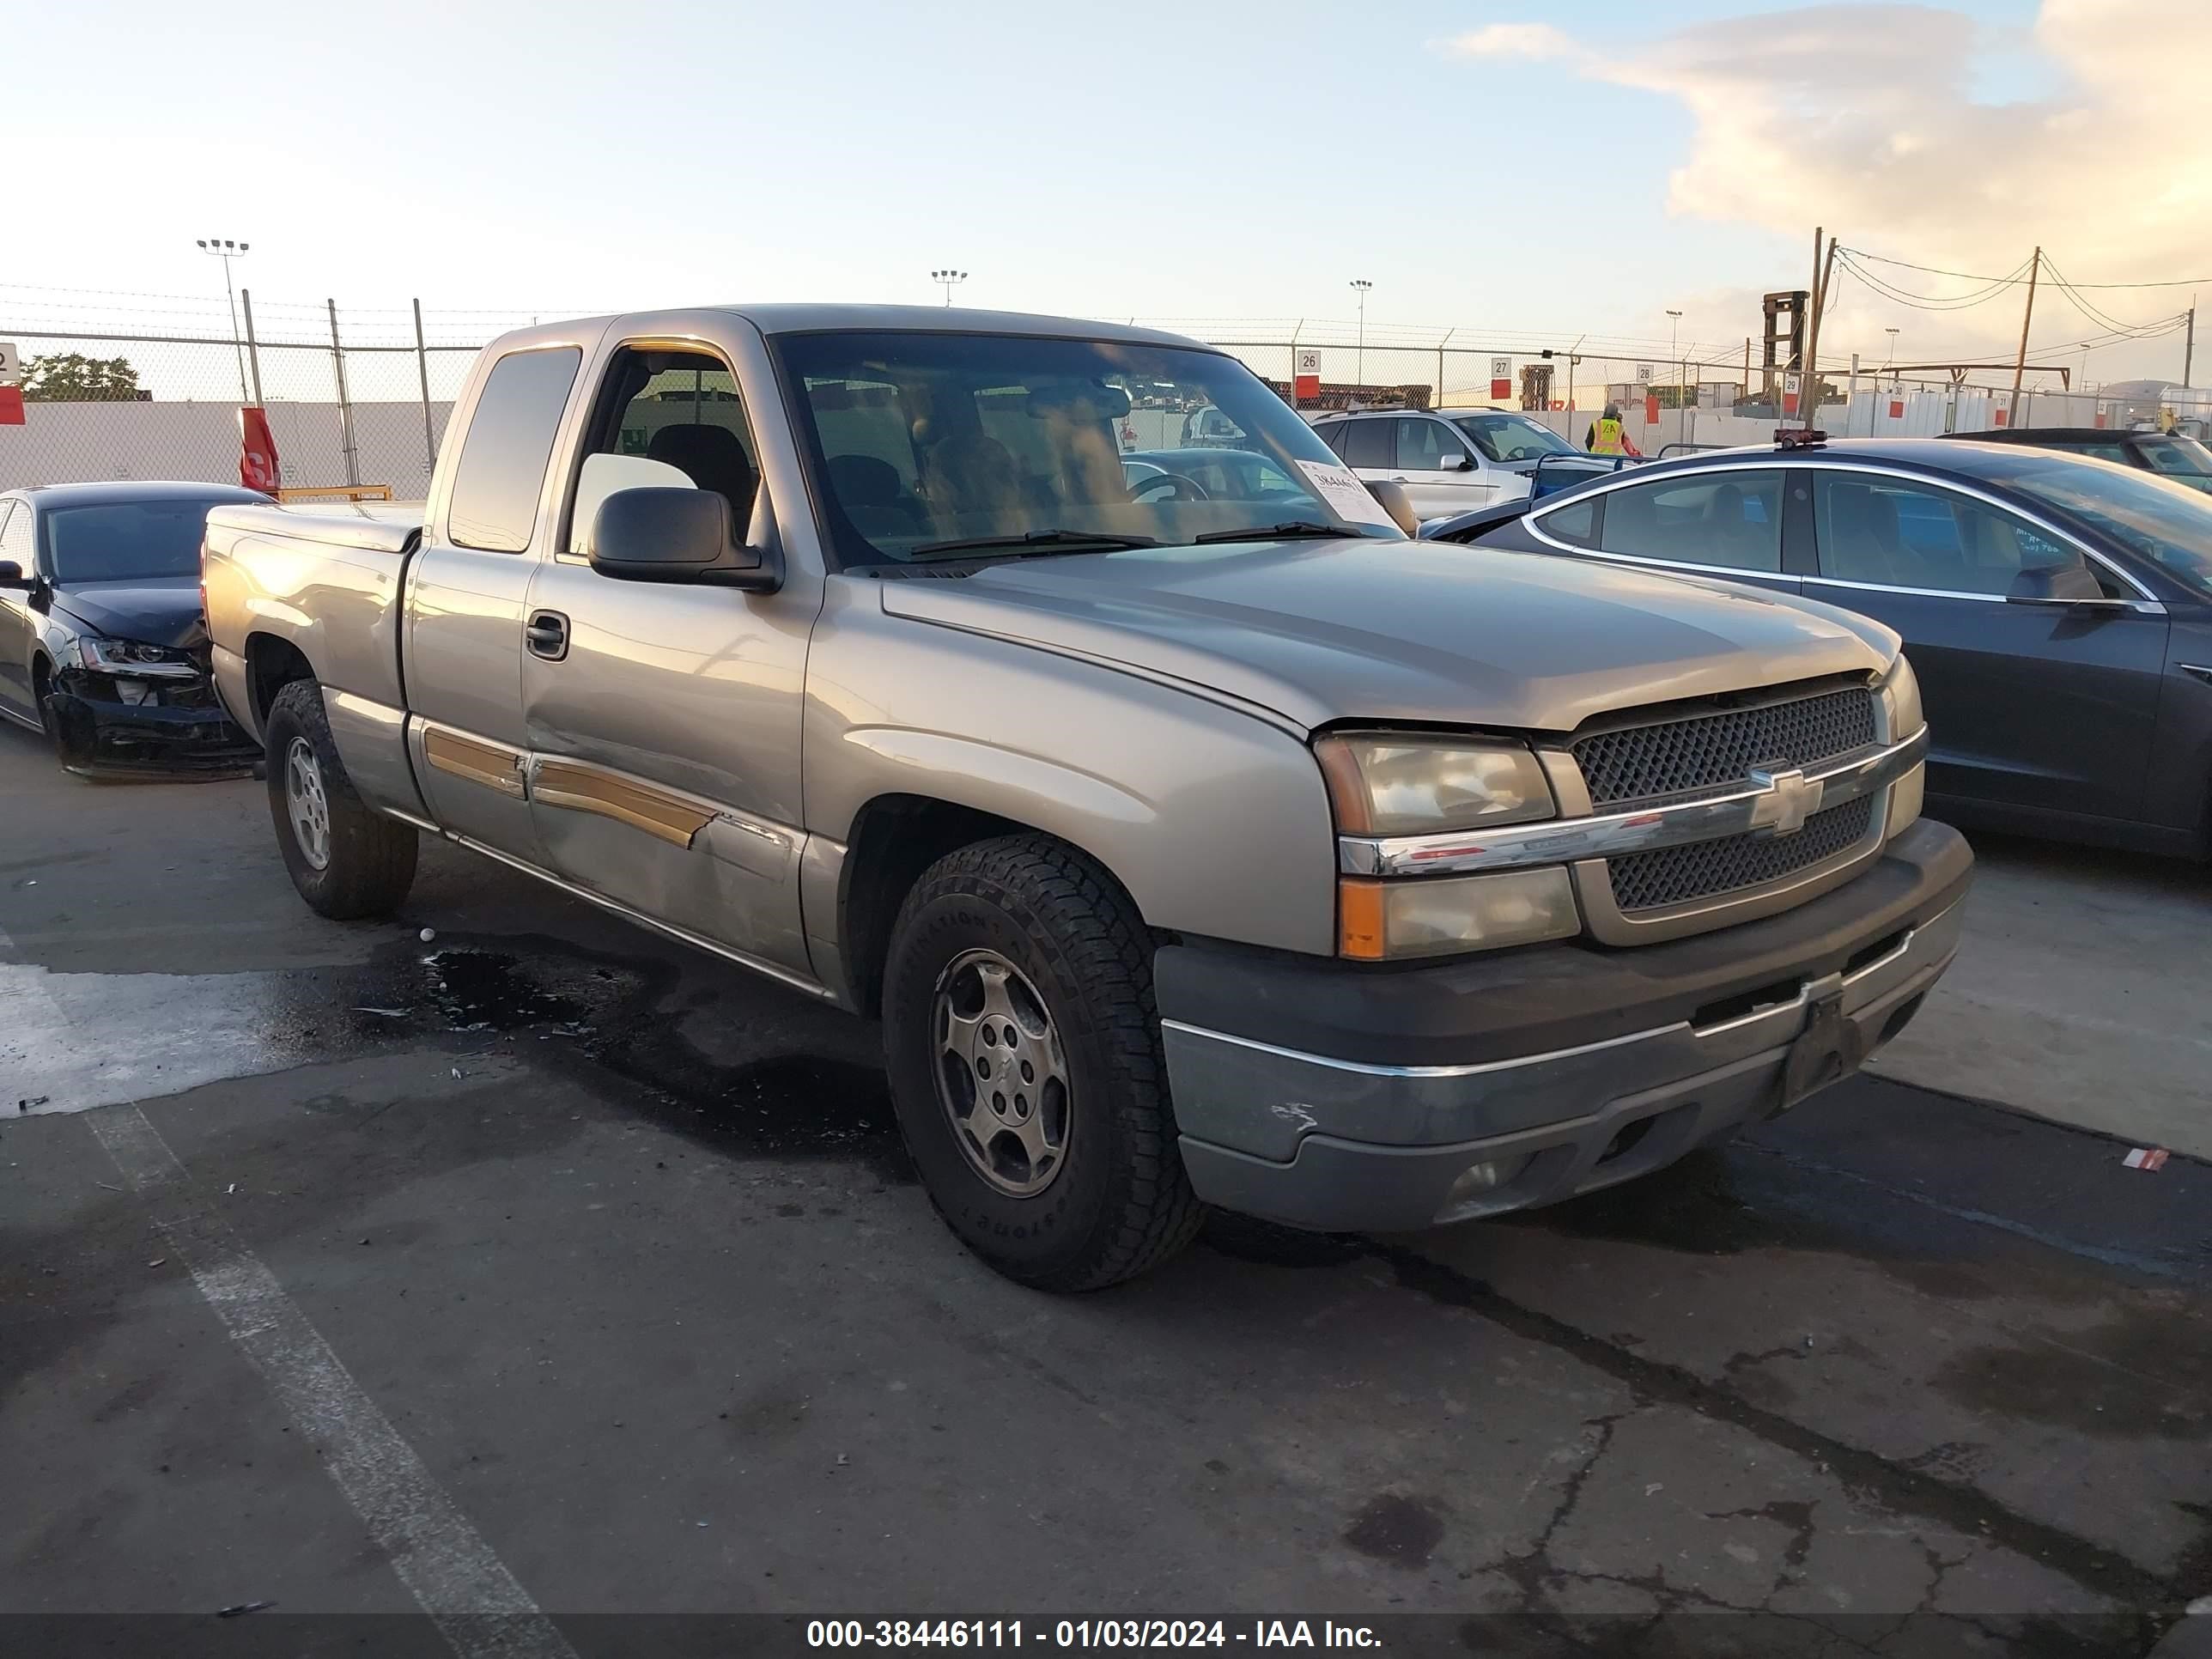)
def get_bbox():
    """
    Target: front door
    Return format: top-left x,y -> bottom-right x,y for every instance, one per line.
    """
1390,416 -> 1493,520
407,342 -> 588,858
0,503 -> 36,721
1795,468 -> 2168,823
520,332 -> 815,979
